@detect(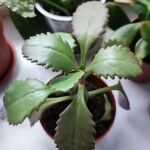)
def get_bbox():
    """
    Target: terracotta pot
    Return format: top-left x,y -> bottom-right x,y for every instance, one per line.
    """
40,74 -> 116,143
0,19 -> 16,84
132,62 -> 150,83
